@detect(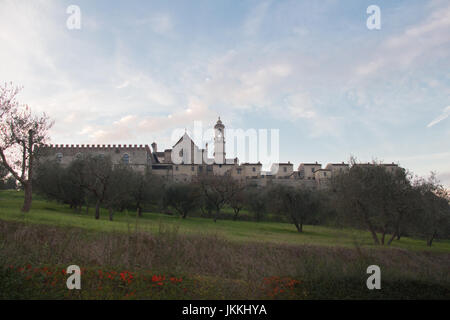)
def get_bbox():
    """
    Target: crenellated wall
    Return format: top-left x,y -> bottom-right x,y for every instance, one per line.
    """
38,144 -> 151,172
